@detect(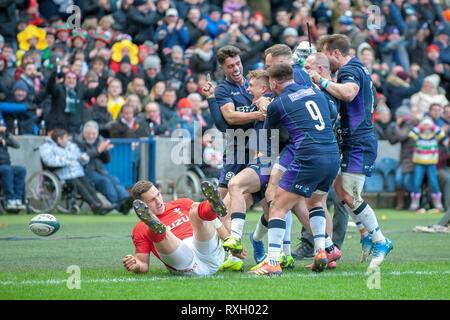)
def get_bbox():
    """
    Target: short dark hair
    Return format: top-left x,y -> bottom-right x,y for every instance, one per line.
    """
131,180 -> 154,200
50,128 -> 68,143
268,63 -> 293,83
318,34 -> 351,56
265,44 -> 292,59
216,45 -> 241,65
429,103 -> 442,111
